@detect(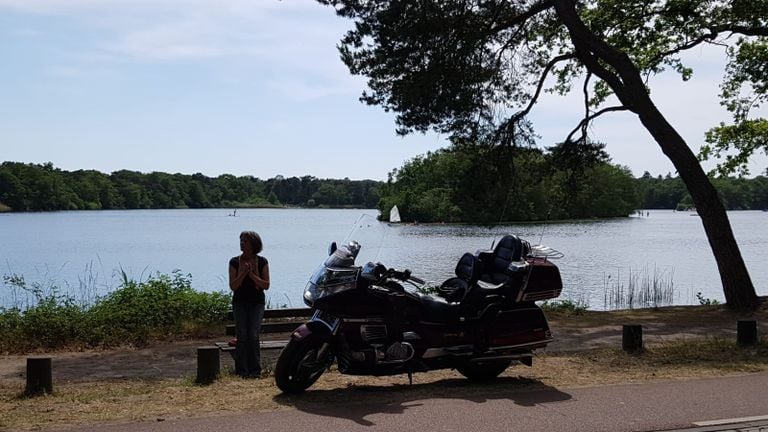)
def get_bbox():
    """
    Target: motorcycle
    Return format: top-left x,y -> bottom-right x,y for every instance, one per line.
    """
274,218 -> 564,394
